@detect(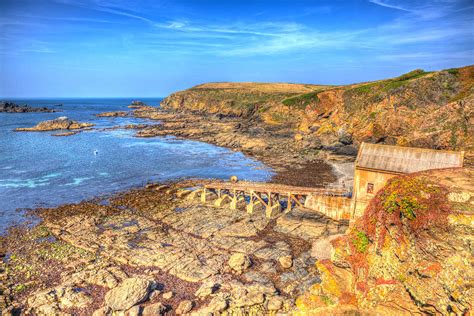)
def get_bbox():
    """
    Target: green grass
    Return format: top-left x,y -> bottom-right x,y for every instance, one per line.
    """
282,90 -> 321,109
351,83 -> 376,94
349,69 -> 431,96
395,69 -> 428,81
